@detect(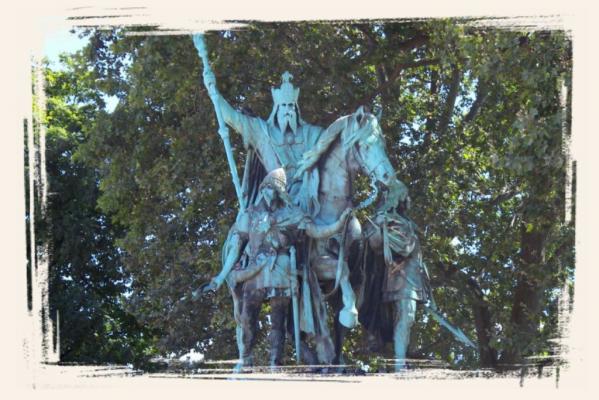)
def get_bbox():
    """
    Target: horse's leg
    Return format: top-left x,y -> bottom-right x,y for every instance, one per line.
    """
229,284 -> 245,372
311,299 -> 336,369
284,305 -> 318,366
311,256 -> 354,370
312,256 -> 358,329
329,242 -> 362,365
238,288 -> 263,372
300,261 -> 335,368
330,290 -> 348,367
393,297 -> 416,372
339,218 -> 362,329
334,234 -> 363,368
338,261 -> 358,328
299,332 -> 318,366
